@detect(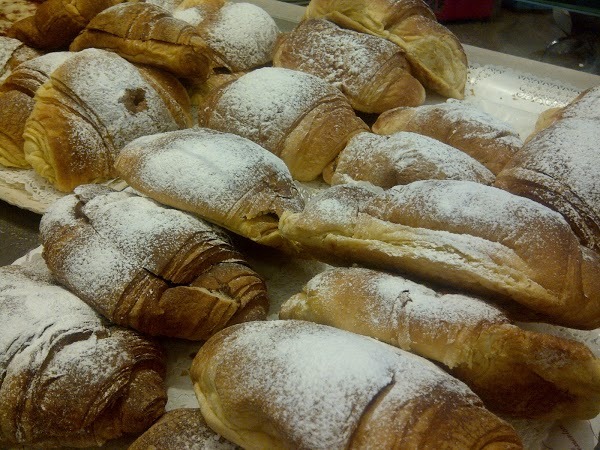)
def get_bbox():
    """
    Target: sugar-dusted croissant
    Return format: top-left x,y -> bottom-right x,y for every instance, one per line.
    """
115,128 -> 305,254
278,180 -> 600,329
40,184 -> 269,340
372,100 -> 524,174
129,408 -> 238,450
280,266 -> 600,419
304,0 -> 468,99
7,0 -> 131,50
22,48 -> 192,192
174,1 -> 280,73
198,67 -> 368,181
70,2 -> 218,80
191,320 -> 523,449
0,264 -> 167,448
495,87 -> 600,253
324,131 -> 494,187
272,18 -> 425,113
0,36 -> 42,82
0,51 -> 73,169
